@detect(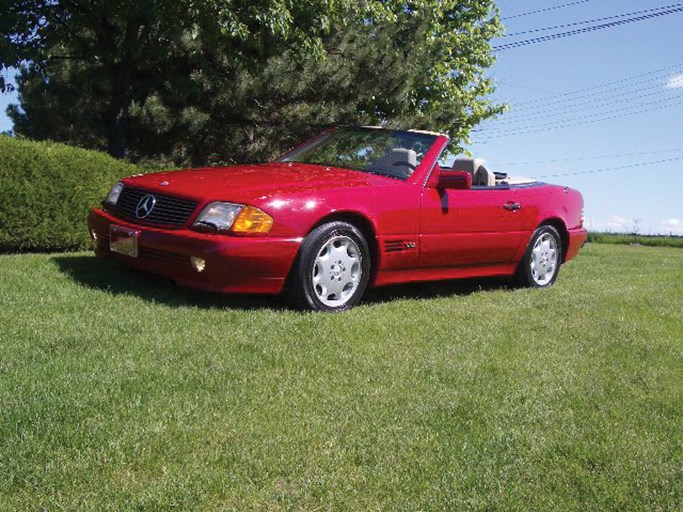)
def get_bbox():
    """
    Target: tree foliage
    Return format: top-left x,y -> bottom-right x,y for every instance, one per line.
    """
1,0 -> 503,165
